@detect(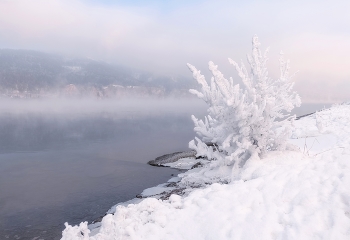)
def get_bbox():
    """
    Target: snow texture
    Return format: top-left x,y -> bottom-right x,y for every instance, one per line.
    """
163,157 -> 209,170
62,104 -> 350,240
140,184 -> 176,197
